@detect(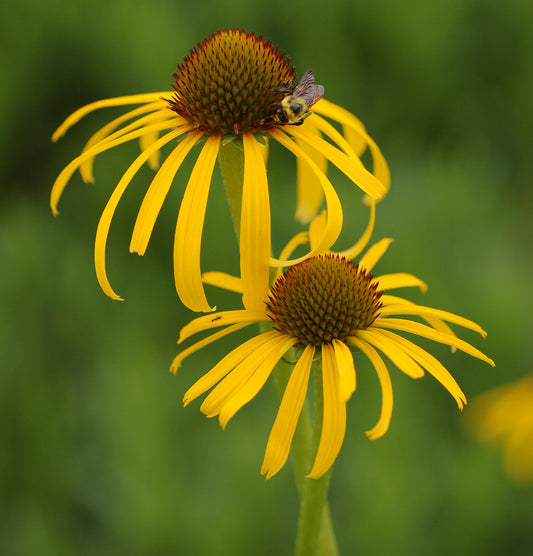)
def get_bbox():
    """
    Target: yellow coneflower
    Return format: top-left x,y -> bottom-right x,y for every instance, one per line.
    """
50,29 -> 389,313
172,208 -> 494,479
